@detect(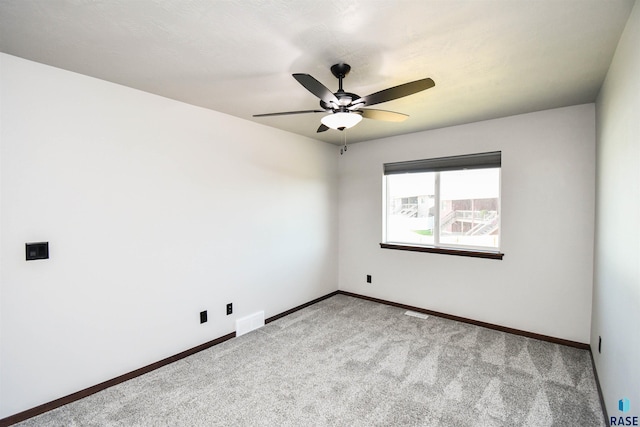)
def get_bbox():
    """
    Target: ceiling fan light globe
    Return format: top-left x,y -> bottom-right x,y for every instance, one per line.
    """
321,112 -> 362,130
